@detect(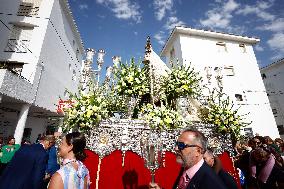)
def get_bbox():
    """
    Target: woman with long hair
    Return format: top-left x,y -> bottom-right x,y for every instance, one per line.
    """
48,132 -> 90,189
